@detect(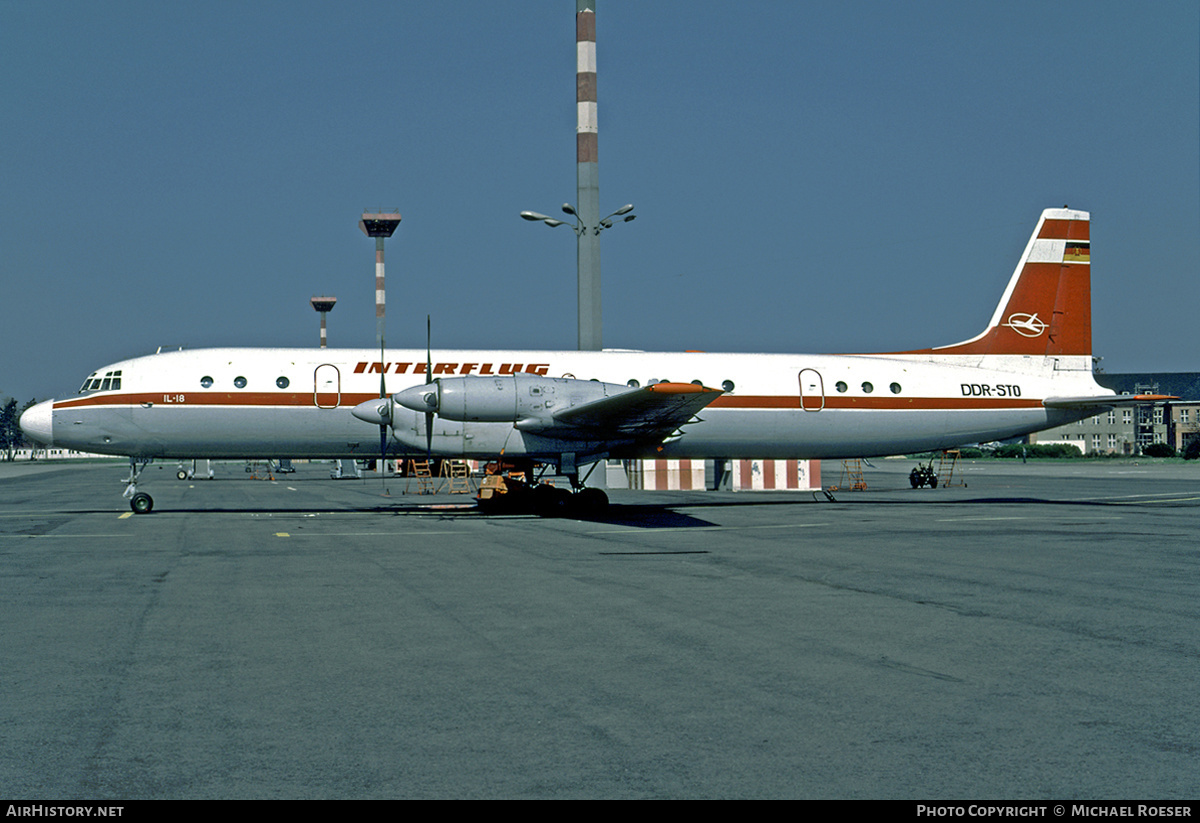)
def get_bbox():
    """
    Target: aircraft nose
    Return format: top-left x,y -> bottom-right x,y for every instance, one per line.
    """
19,399 -> 55,446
